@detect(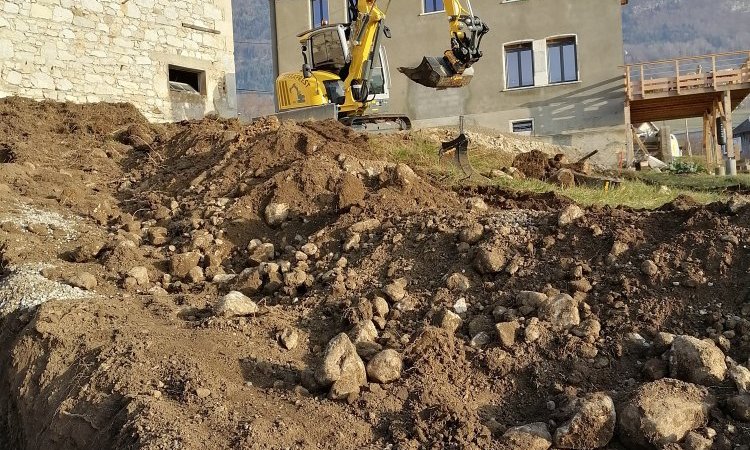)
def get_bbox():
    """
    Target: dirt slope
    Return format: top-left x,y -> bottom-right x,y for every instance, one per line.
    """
1,97 -> 750,450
